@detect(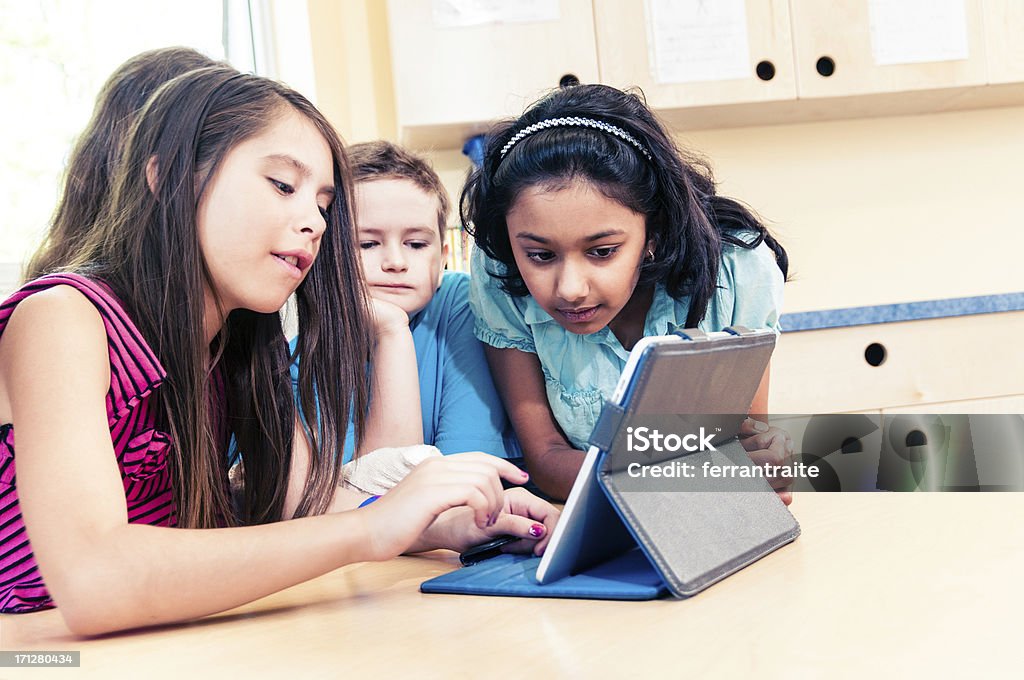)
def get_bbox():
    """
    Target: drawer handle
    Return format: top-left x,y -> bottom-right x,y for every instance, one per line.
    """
864,342 -> 887,367
816,56 -> 836,78
756,60 -> 776,81
906,430 -> 928,447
